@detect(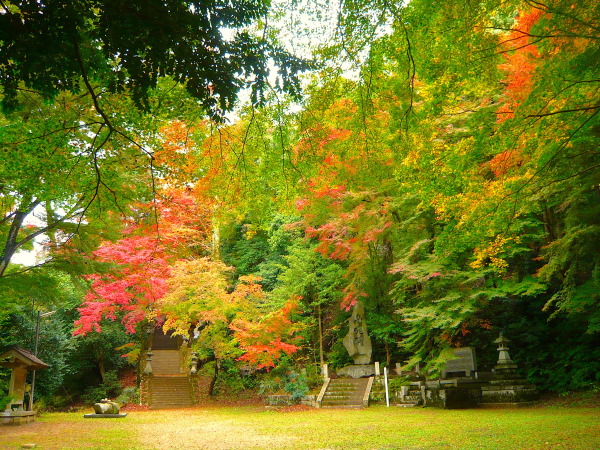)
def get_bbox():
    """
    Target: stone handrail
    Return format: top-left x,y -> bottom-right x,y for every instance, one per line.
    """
316,377 -> 330,408
363,376 -> 374,407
